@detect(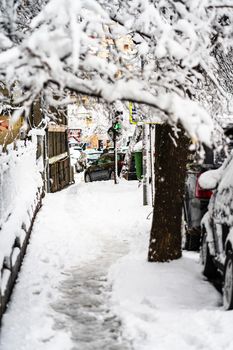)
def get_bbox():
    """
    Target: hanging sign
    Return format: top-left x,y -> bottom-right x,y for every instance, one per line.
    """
129,102 -> 162,125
